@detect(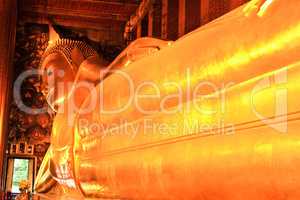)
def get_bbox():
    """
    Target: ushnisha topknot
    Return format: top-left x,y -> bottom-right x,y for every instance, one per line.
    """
40,38 -> 98,72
